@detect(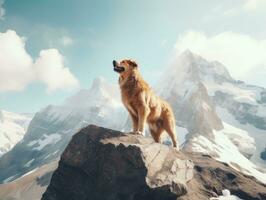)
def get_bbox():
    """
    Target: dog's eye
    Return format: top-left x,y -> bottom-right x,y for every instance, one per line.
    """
128,60 -> 137,67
